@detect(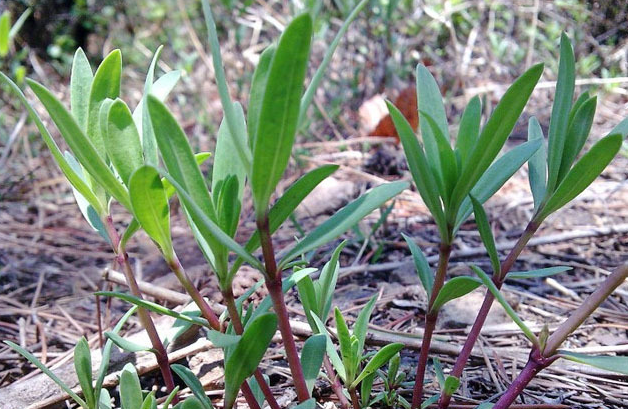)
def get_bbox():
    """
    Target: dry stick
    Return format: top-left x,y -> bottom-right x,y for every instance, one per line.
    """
492,263 -> 628,409
257,215 -> 311,402
223,289 -> 282,409
411,243 -> 452,409
102,216 -> 177,397
438,221 -> 538,409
